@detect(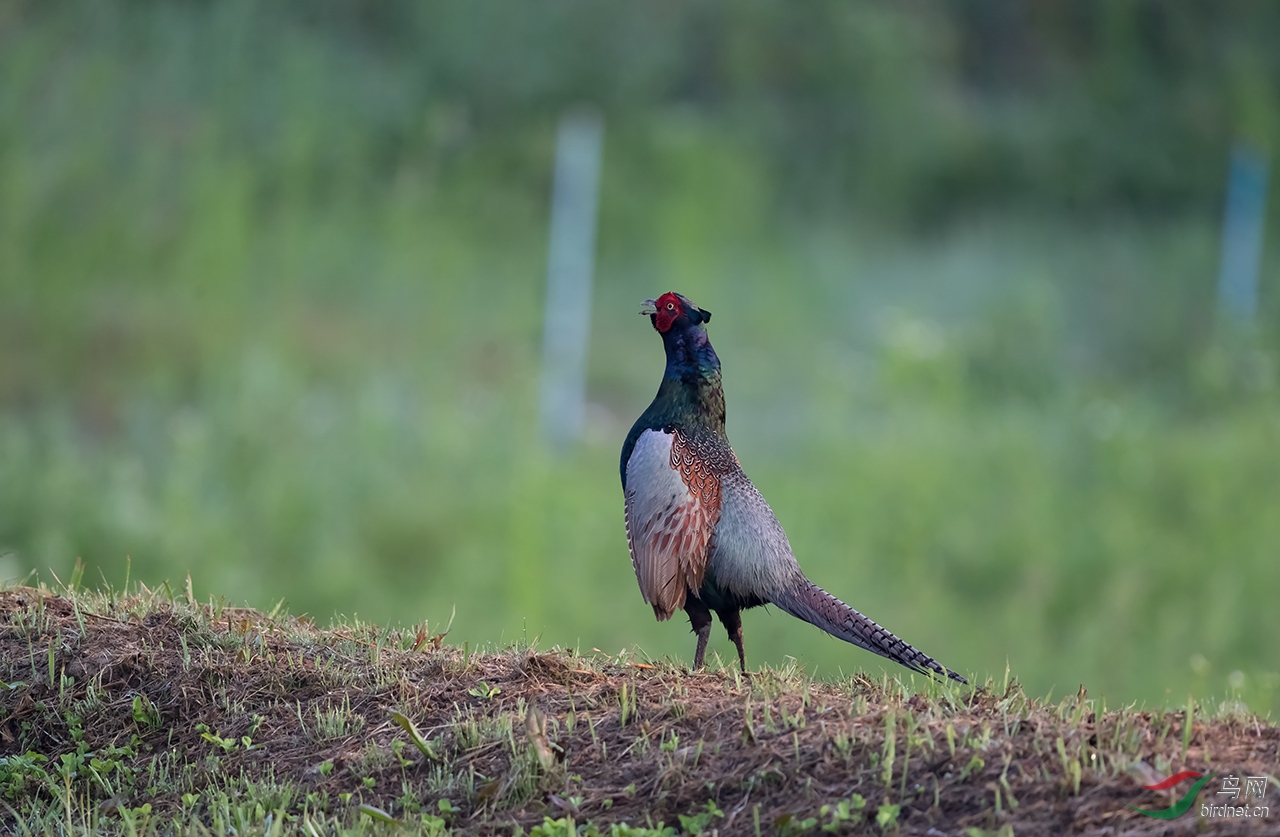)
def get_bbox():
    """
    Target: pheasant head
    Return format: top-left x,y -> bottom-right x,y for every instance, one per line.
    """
640,291 -> 711,334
